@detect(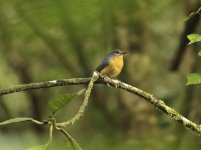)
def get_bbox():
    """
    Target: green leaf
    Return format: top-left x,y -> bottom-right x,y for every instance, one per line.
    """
186,73 -> 201,85
0,117 -> 34,127
48,89 -> 85,114
65,141 -> 82,150
27,145 -> 46,150
187,34 -> 201,45
59,128 -> 82,150
198,51 -> 201,56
